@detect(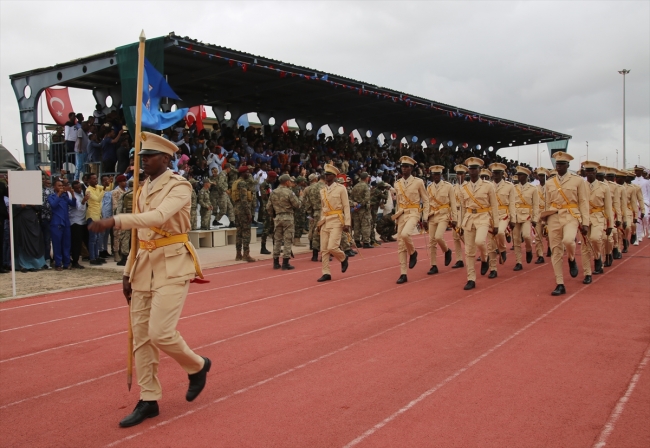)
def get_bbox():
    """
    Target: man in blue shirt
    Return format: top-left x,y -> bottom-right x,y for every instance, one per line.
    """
101,128 -> 124,172
48,179 -> 76,270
